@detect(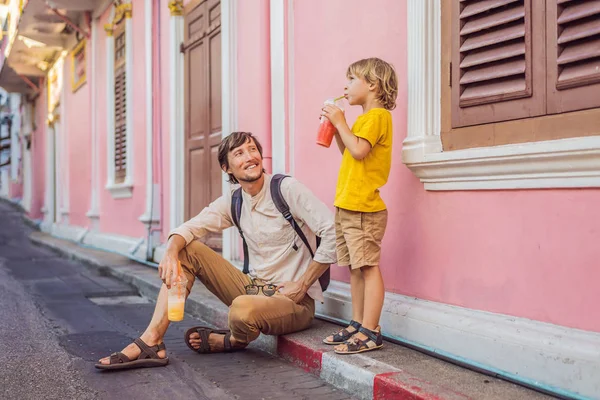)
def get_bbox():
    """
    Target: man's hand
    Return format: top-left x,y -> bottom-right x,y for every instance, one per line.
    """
158,251 -> 182,289
277,280 -> 309,304
159,234 -> 187,289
